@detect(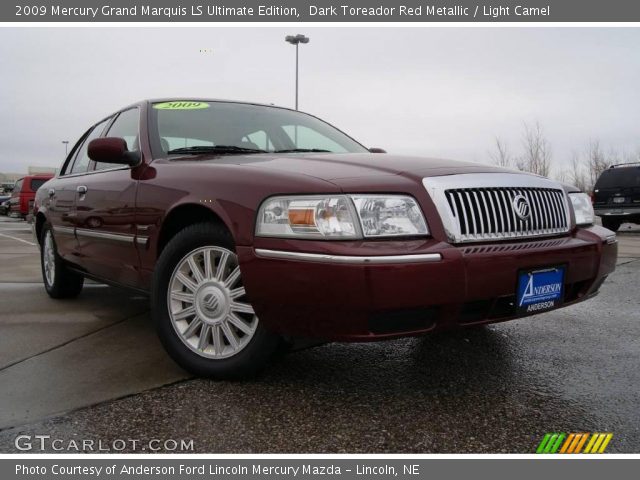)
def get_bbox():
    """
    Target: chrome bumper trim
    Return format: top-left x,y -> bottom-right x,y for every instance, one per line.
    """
254,249 -> 442,264
596,210 -> 640,216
